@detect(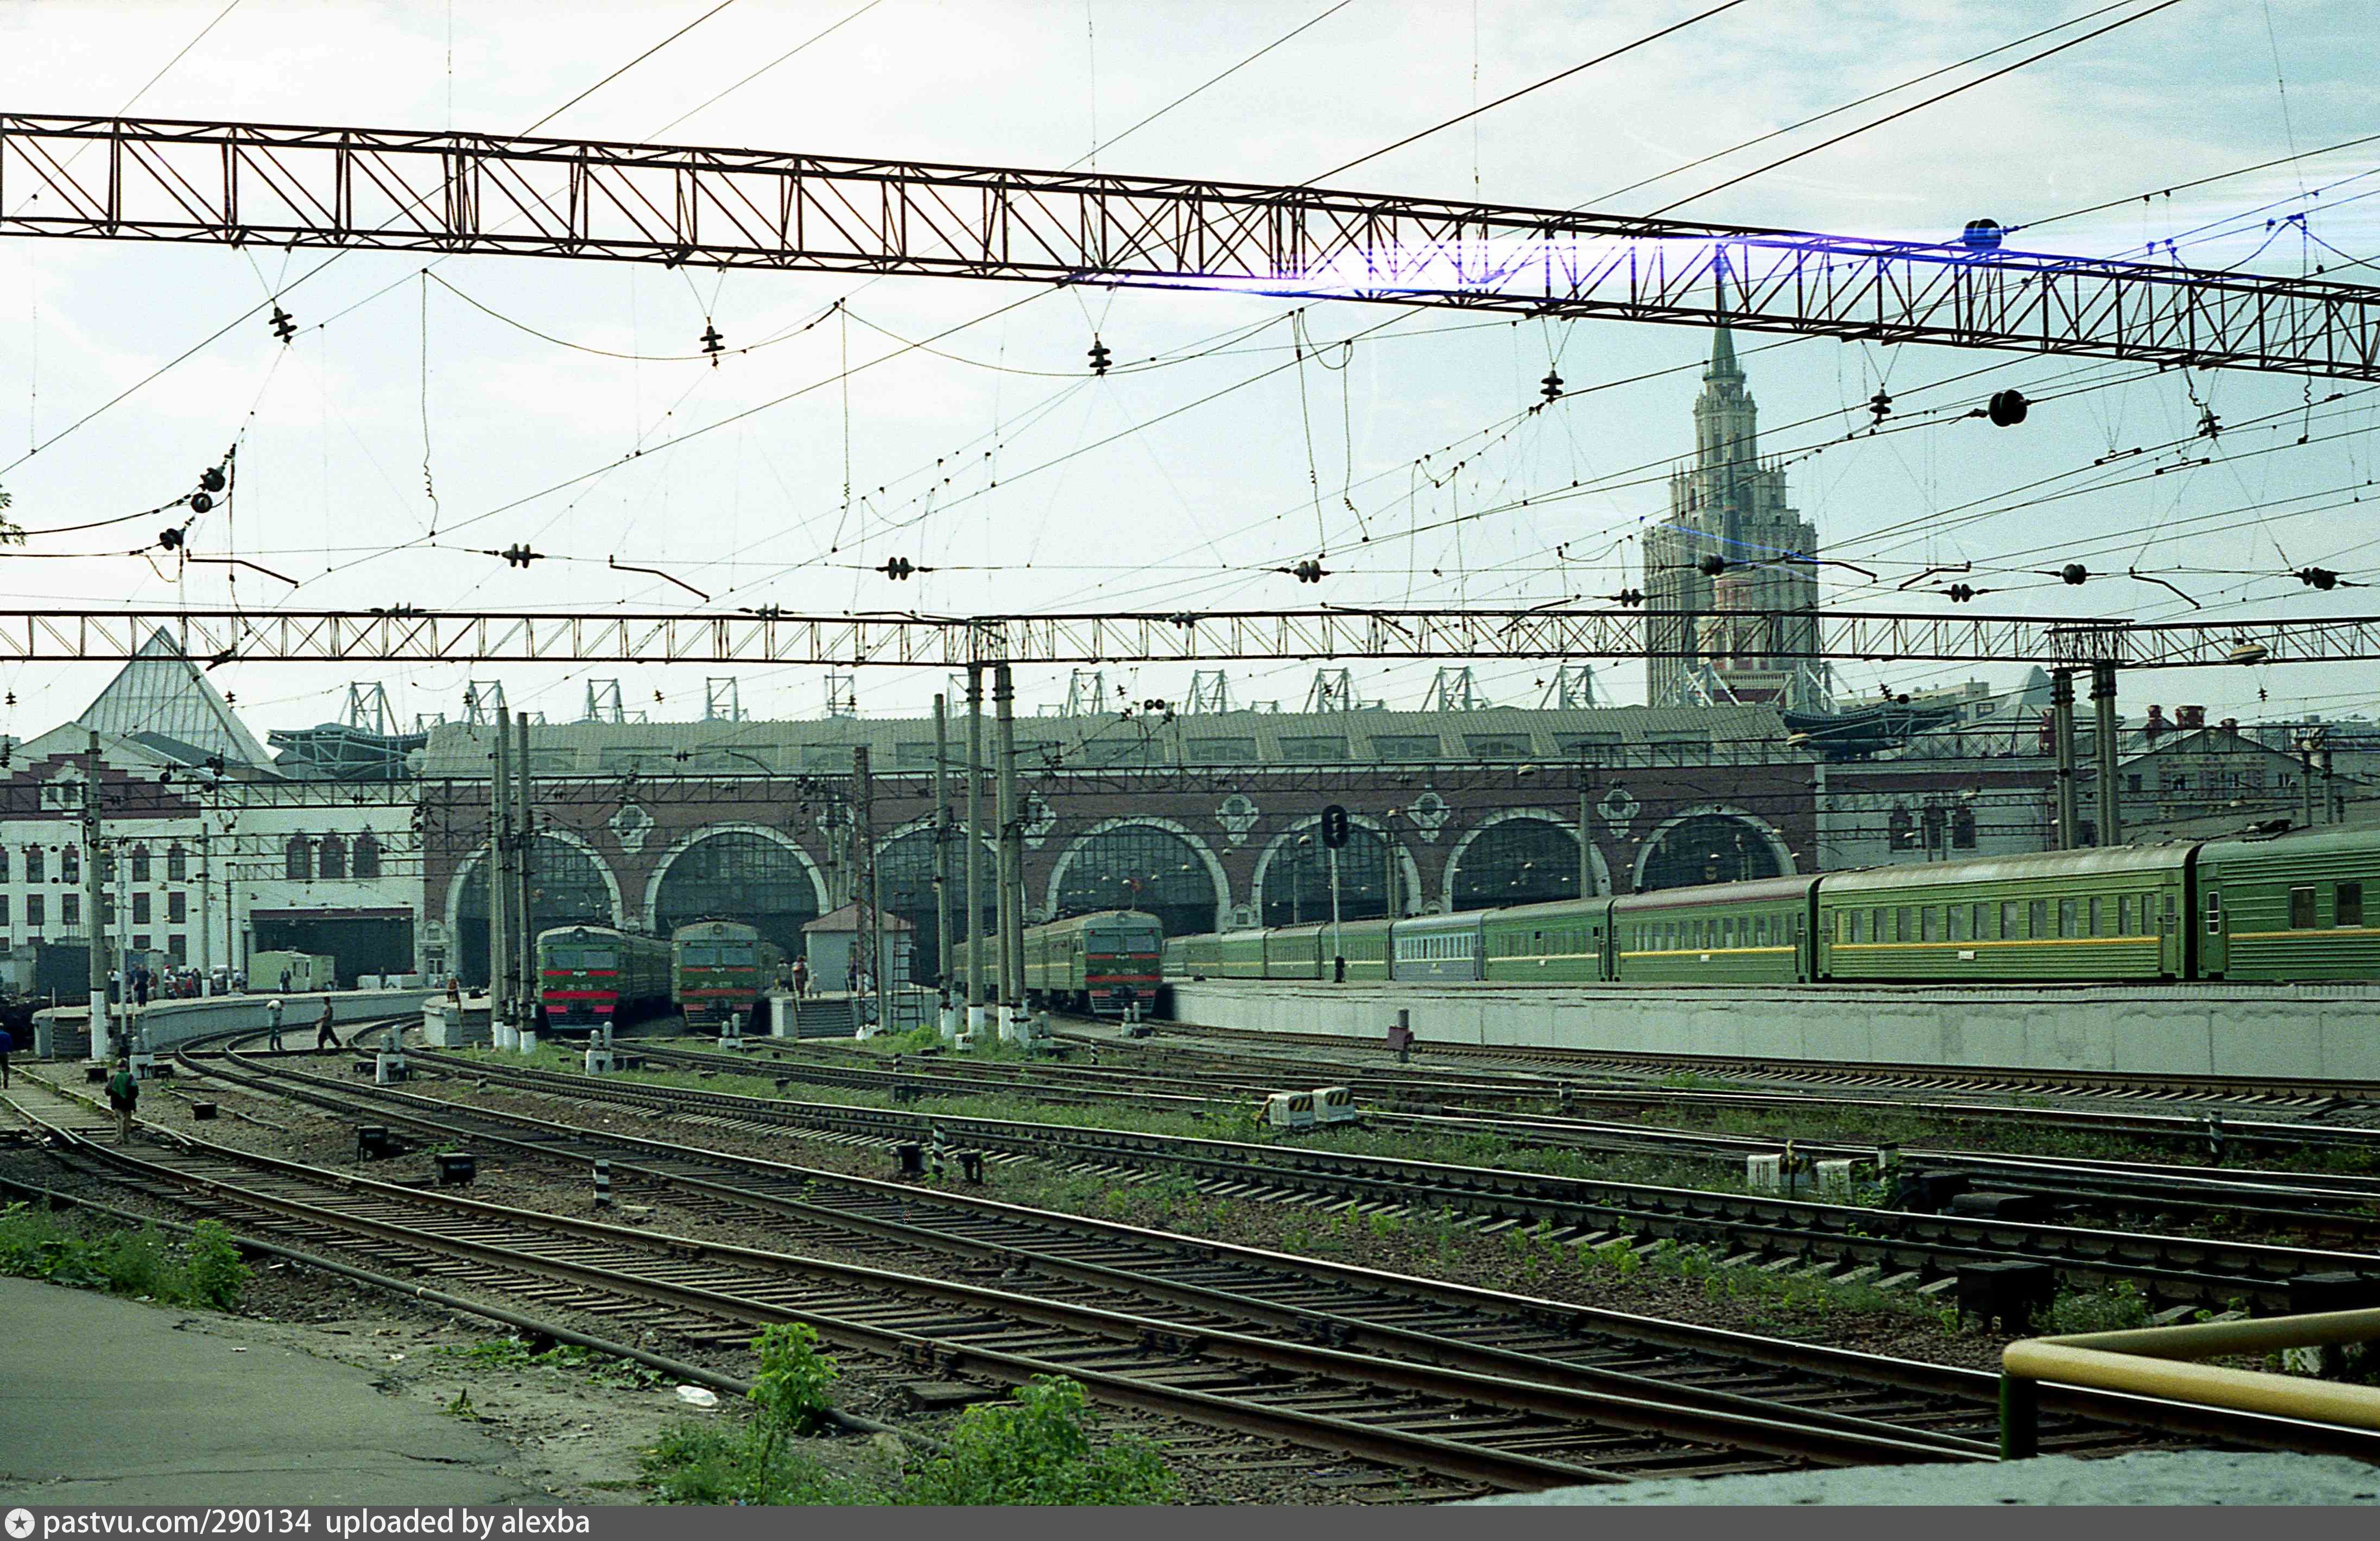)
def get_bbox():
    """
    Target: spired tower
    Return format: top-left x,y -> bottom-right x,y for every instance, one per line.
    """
1641,327 -> 1825,711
